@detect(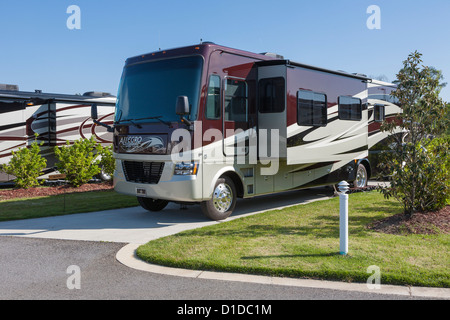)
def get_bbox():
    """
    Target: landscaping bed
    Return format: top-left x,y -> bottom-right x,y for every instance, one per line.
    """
368,205 -> 449,235
0,182 -> 113,201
